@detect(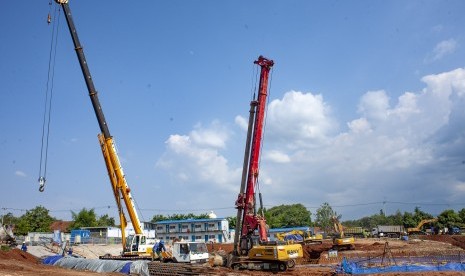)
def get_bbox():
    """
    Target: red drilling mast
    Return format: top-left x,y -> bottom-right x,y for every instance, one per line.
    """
234,56 -> 274,255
